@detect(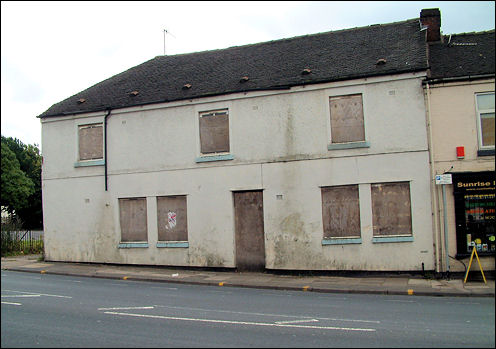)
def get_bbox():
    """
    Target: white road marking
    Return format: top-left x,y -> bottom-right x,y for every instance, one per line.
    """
275,319 -> 319,324
104,311 -> 376,332
1,295 -> 41,298
153,304 -> 380,324
98,306 -> 155,311
2,289 -> 72,298
207,290 -> 232,294
318,296 -> 348,300
386,300 -> 415,303
1,301 -> 22,306
318,317 -> 380,324
150,287 -> 178,290
446,302 -> 480,305
262,293 -> 292,297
